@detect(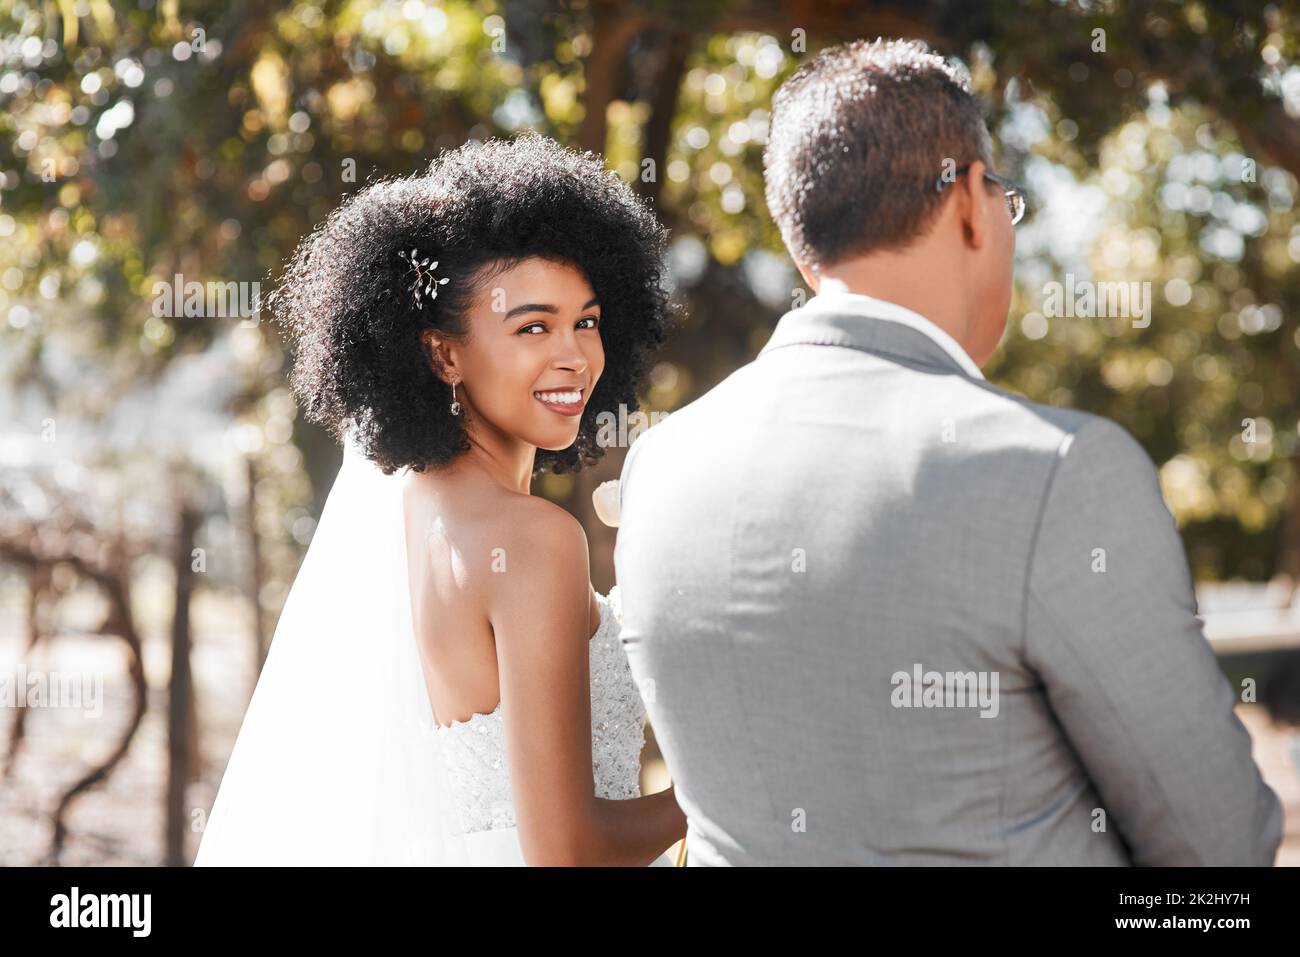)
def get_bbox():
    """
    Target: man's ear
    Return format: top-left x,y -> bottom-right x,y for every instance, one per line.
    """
421,329 -> 460,385
959,159 -> 990,251
793,259 -> 819,292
